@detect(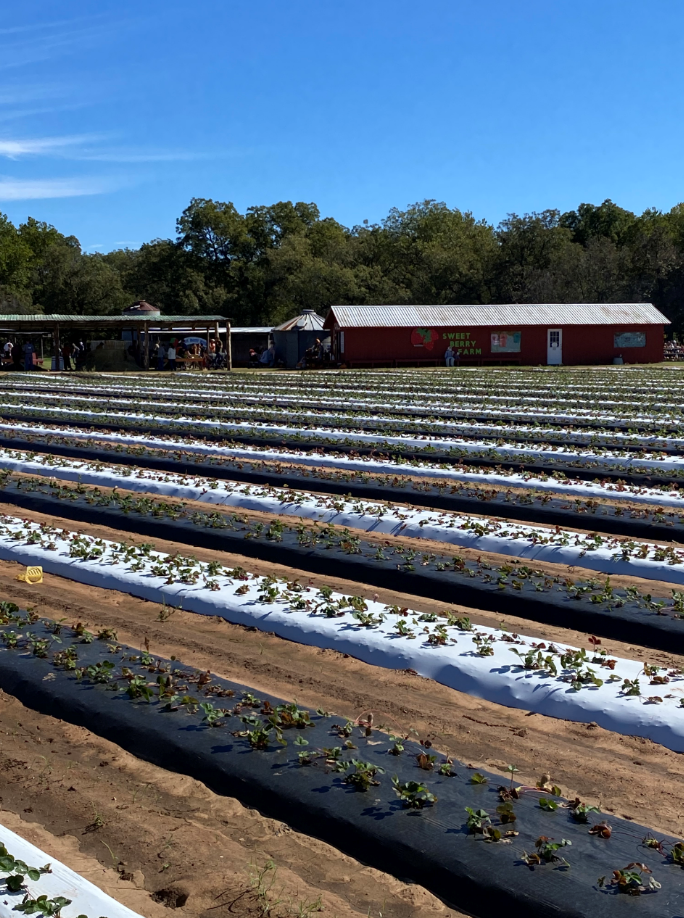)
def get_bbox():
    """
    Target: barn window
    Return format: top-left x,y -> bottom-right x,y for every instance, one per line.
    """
491,331 -> 521,353
614,332 -> 646,348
